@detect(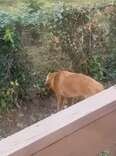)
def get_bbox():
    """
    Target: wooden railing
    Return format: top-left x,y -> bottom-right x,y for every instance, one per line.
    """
0,86 -> 116,156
